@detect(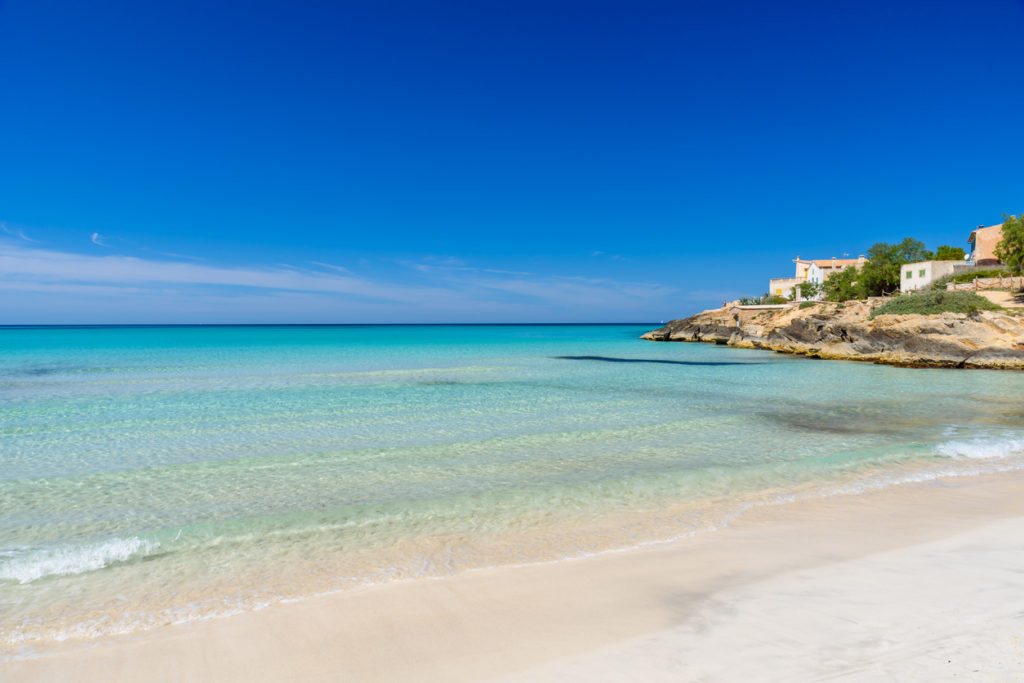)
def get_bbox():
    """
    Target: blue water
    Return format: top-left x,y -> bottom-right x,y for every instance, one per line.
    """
2,324 -> 1023,650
